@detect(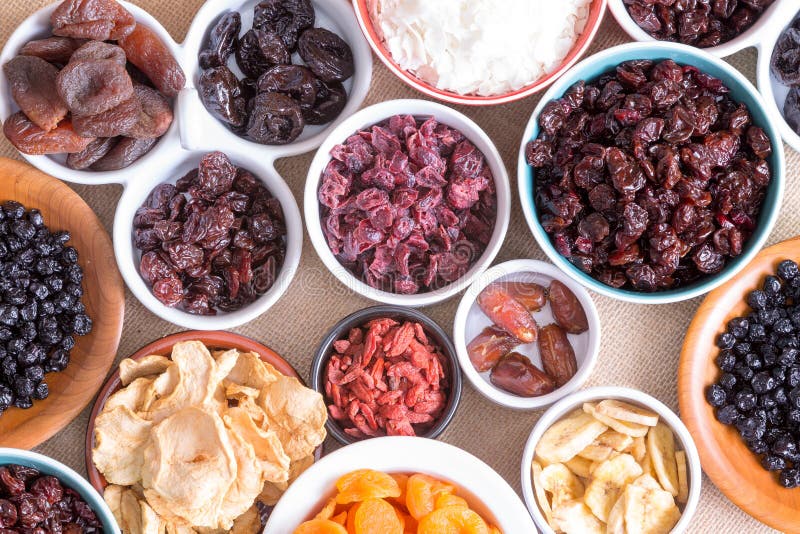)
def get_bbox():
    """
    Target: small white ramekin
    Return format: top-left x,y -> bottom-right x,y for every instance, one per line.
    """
113,147 -> 302,330
304,98 -> 511,307
520,387 -> 702,534
453,259 -> 600,410
265,436 -> 536,532
608,0 -> 786,58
